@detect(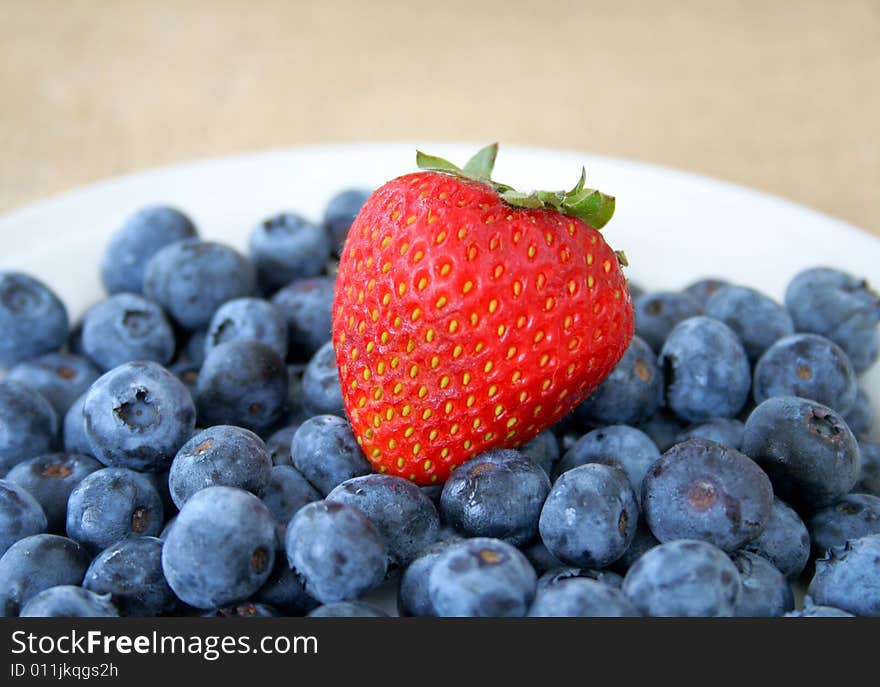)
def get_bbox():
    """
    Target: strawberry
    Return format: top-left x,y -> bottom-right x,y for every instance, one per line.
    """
332,144 -> 634,485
